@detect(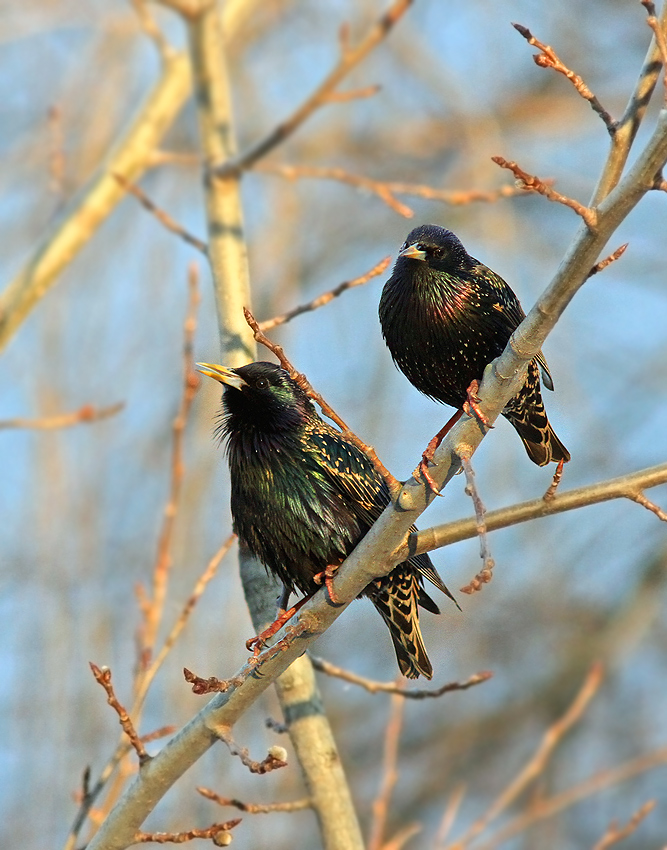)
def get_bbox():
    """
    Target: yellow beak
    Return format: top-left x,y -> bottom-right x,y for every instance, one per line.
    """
399,243 -> 426,261
196,363 -> 246,390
